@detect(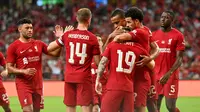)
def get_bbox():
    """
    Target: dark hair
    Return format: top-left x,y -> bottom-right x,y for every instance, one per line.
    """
125,7 -> 144,22
164,10 -> 175,20
17,18 -> 32,26
111,8 -> 125,19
